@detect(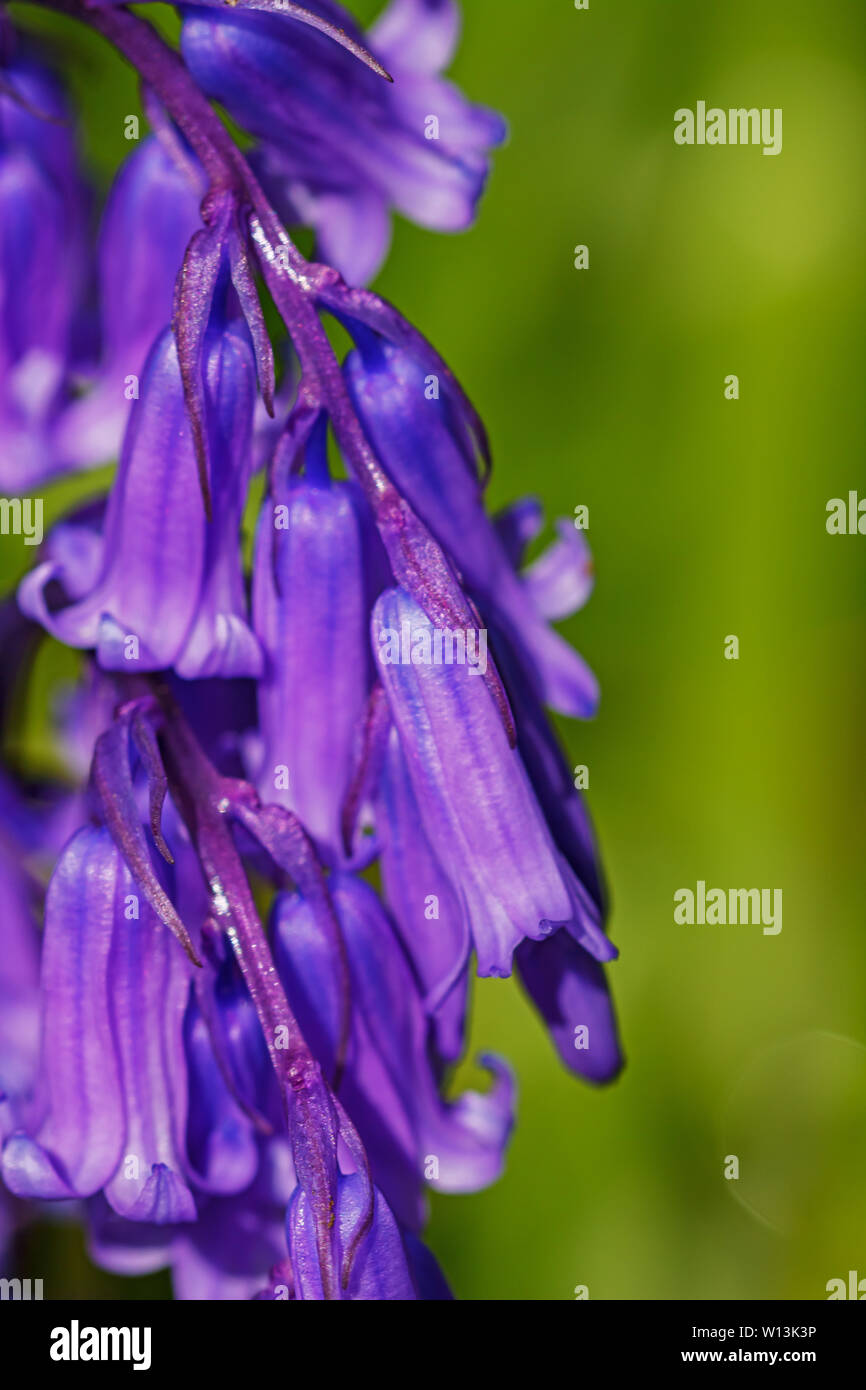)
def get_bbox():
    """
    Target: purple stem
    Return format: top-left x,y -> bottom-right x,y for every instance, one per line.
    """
68,0 -> 506,755
55,4 -> 462,518
53,3 -> 516,736
152,693 -> 314,1087
149,689 -> 351,1298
